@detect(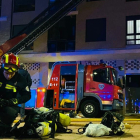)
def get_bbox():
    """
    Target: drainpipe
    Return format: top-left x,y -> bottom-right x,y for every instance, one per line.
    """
10,0 -> 13,38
